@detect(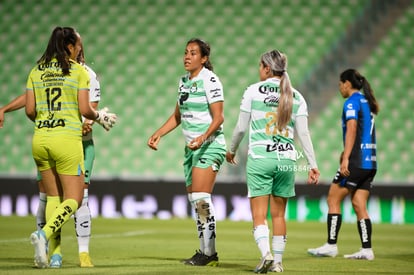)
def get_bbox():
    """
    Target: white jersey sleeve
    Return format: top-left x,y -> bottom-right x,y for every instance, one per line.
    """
204,72 -> 224,104
294,90 -> 308,117
83,64 -> 101,141
84,64 -> 101,102
240,85 -> 254,113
